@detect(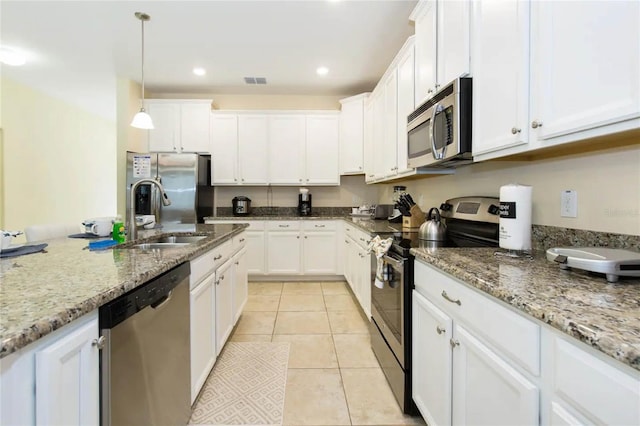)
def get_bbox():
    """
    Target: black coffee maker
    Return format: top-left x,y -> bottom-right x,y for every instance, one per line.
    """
298,188 -> 312,216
